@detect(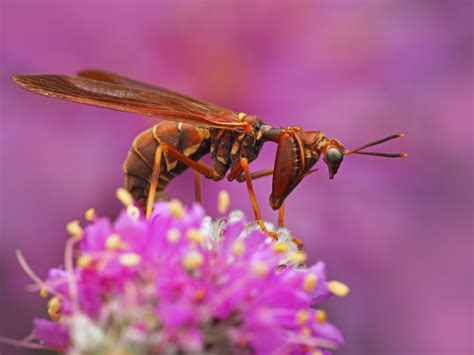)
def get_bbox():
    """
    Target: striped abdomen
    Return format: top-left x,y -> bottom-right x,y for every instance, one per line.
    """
123,121 -> 211,208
